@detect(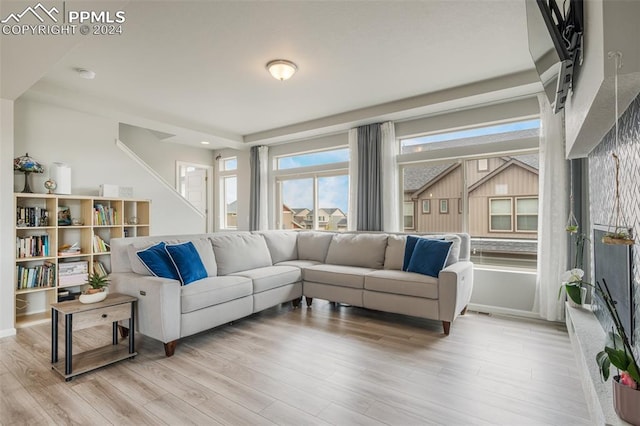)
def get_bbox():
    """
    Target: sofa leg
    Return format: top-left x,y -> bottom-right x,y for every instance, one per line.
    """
292,297 -> 302,308
442,321 -> 451,336
305,297 -> 313,307
164,340 -> 178,357
118,325 -> 129,339
460,305 -> 468,315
